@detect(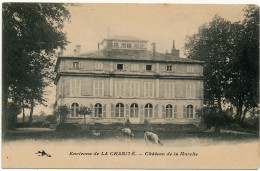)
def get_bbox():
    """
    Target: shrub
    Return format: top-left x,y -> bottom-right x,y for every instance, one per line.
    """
125,119 -> 131,128
45,115 -> 57,124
